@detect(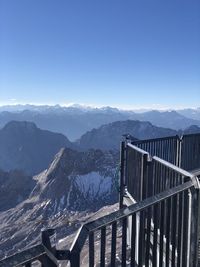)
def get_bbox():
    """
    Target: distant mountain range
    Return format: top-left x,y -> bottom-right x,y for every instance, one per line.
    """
0,105 -> 200,140
177,108 -> 200,121
0,121 -> 74,175
1,120 -> 200,175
